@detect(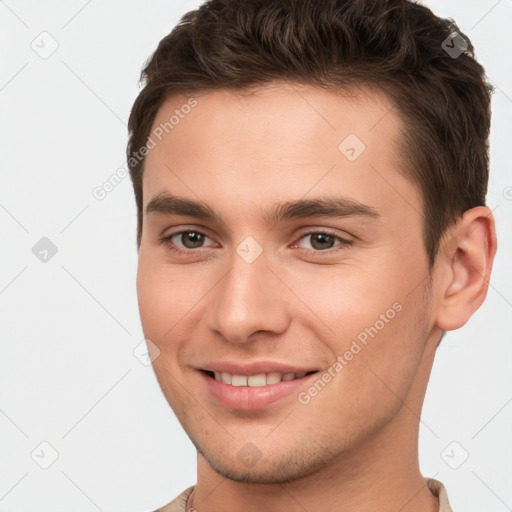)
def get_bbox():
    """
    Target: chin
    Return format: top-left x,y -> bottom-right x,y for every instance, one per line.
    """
192,435 -> 341,485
